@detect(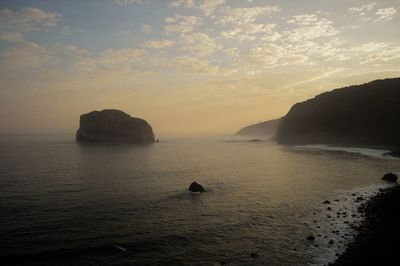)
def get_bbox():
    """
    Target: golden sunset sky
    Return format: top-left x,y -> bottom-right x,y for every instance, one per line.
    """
0,0 -> 399,135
